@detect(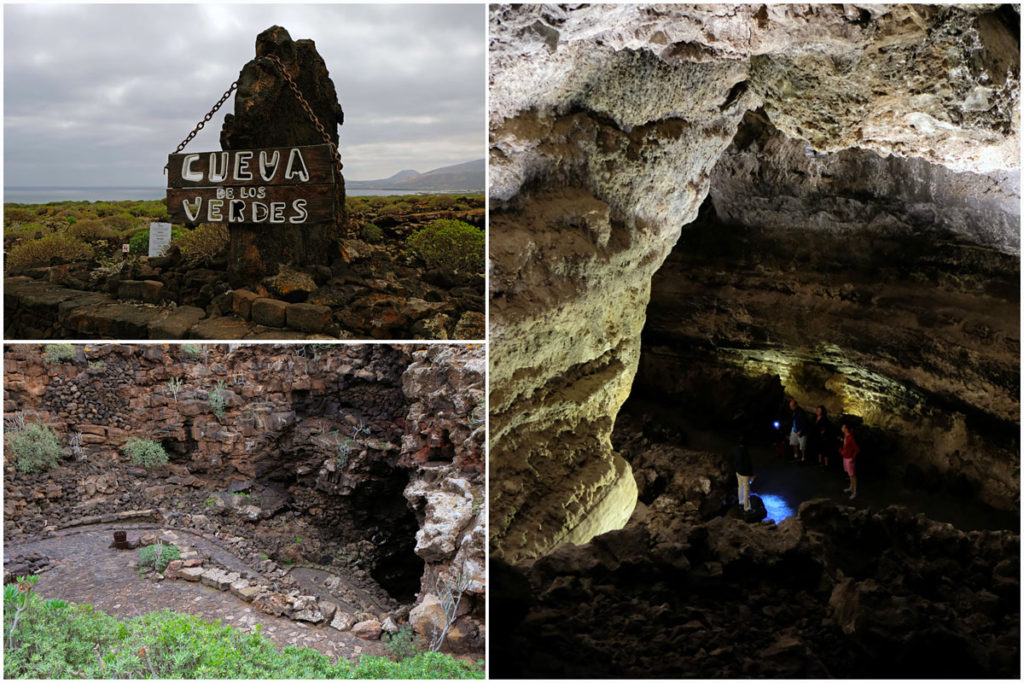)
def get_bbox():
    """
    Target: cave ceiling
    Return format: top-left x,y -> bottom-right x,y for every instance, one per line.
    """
488,3 -> 1020,562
